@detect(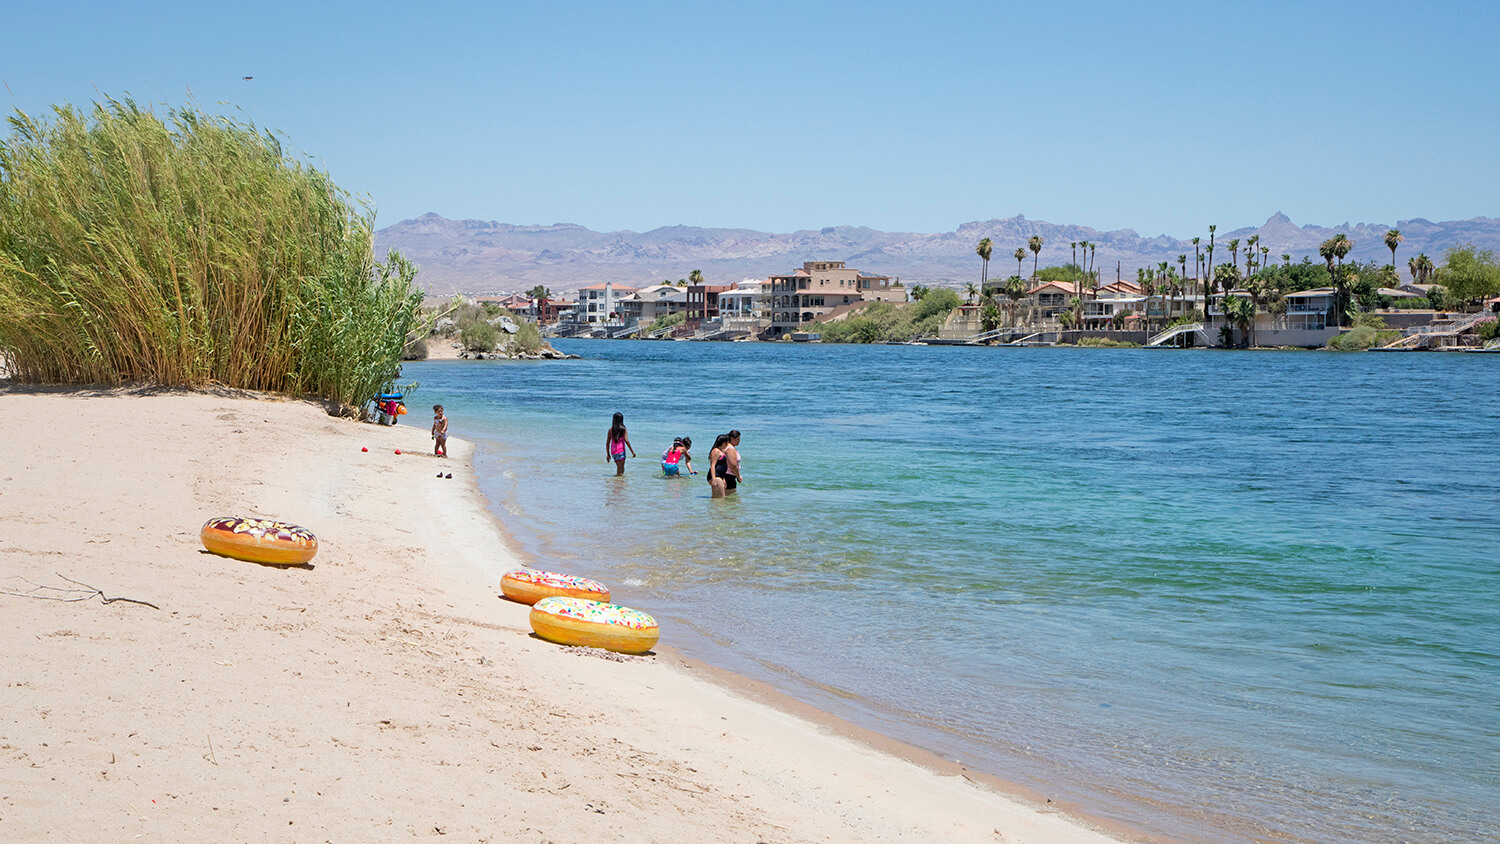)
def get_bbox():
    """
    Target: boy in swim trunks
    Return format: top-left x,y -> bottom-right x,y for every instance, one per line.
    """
432,405 -> 448,457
